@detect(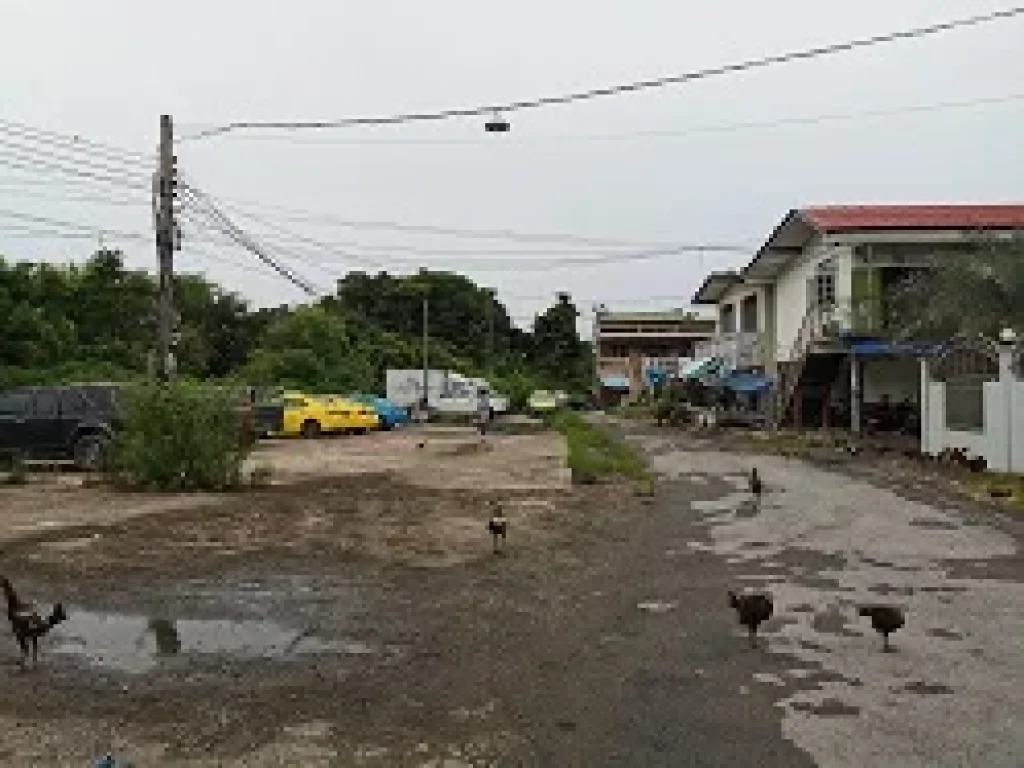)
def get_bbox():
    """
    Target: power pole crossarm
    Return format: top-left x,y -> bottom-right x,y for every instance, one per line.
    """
154,114 -> 178,382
